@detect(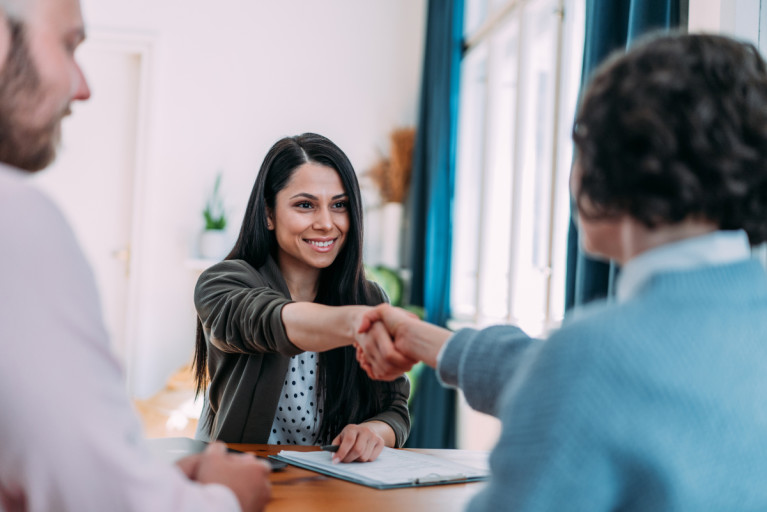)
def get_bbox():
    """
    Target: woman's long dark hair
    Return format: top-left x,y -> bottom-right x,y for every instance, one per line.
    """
193,133 -> 397,443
